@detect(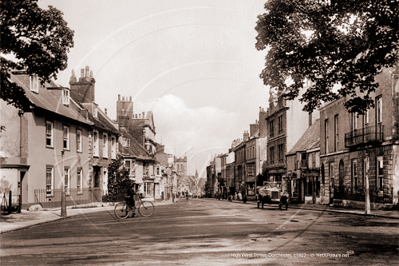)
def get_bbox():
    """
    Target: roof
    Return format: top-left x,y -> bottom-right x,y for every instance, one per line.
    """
87,108 -> 119,135
119,128 -> 154,161
10,71 -> 92,126
288,119 -> 320,155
